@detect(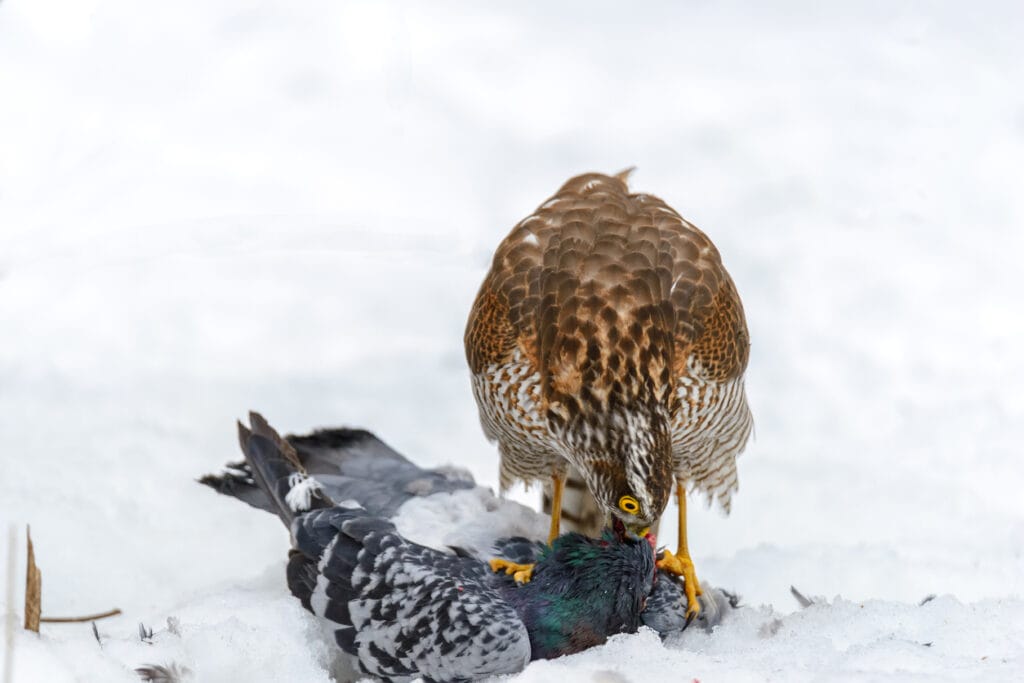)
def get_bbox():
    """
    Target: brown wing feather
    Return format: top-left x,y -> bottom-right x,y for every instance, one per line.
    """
469,173 -> 744,406
466,171 -> 751,515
